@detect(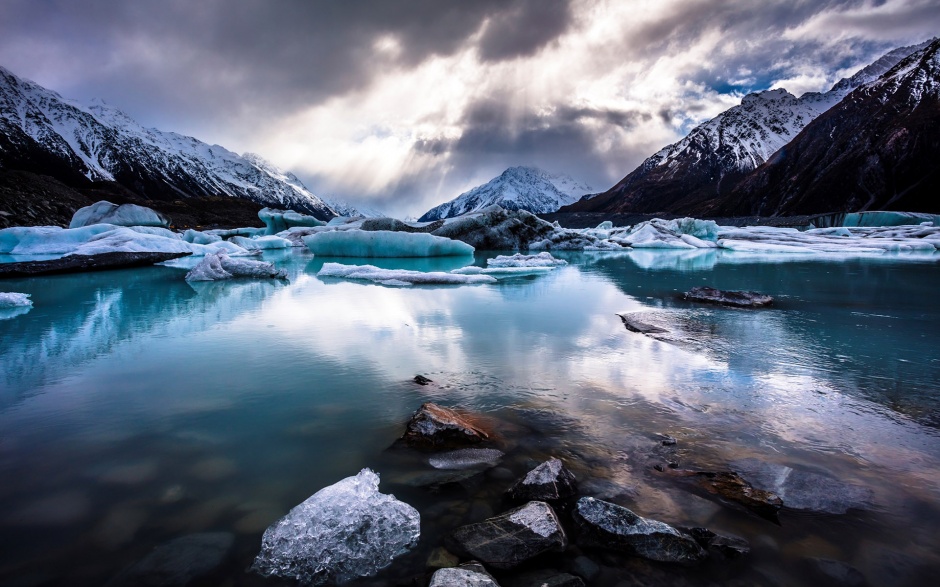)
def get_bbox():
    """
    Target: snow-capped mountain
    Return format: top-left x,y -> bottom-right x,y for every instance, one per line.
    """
719,38 -> 940,216
321,197 -> 387,218
0,66 -> 335,220
562,40 -> 933,216
419,166 -> 593,221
